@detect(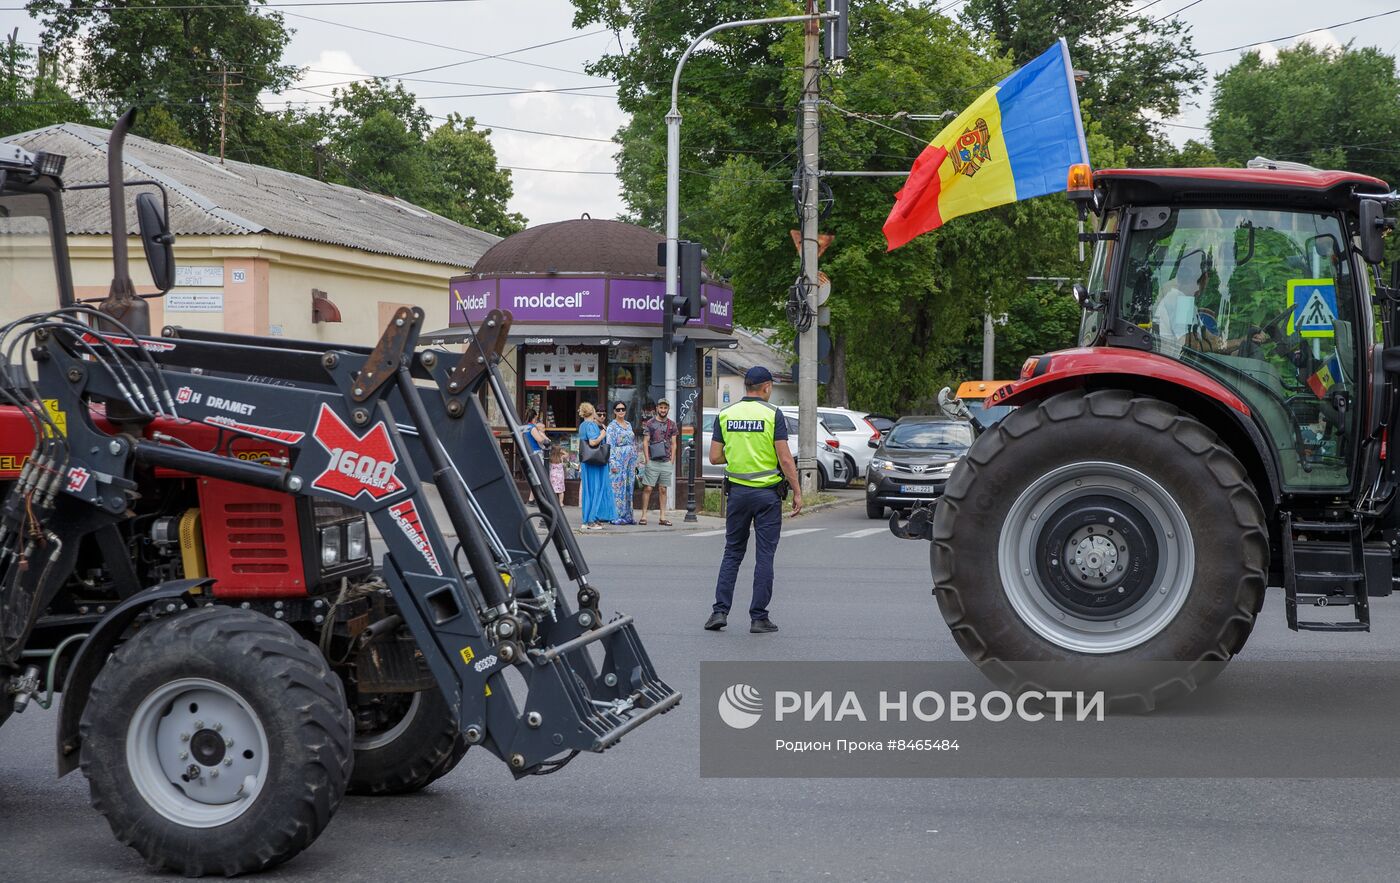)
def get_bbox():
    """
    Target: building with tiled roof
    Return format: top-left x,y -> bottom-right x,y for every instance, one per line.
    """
2,122 -> 500,343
